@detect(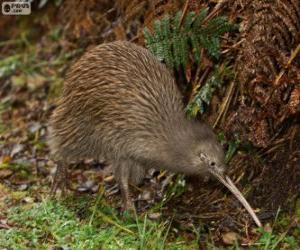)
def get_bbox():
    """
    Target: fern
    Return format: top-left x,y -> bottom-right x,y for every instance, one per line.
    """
186,64 -> 232,117
144,9 -> 233,69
